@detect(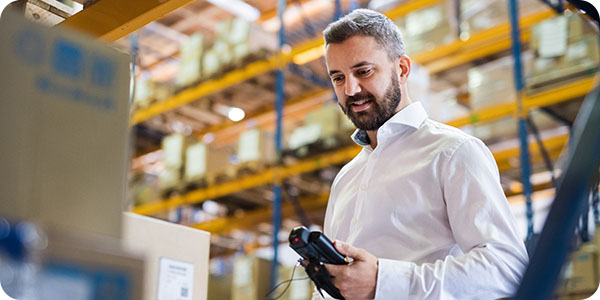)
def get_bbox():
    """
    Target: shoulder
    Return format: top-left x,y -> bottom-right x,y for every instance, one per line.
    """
420,119 -> 482,155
